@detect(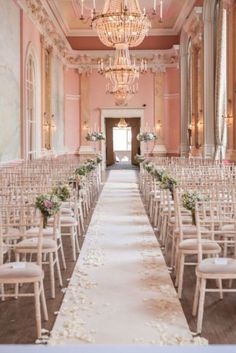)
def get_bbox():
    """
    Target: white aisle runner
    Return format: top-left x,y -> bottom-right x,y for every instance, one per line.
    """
50,170 -> 194,345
